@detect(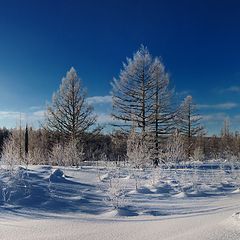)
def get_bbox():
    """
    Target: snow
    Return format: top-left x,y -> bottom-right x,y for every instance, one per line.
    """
0,163 -> 240,239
